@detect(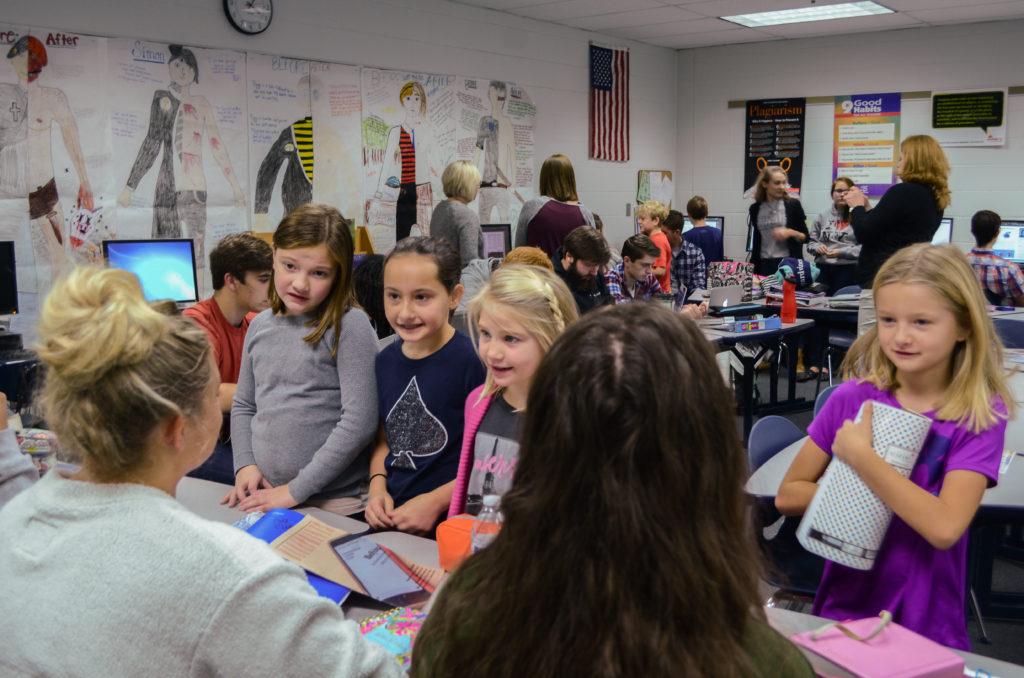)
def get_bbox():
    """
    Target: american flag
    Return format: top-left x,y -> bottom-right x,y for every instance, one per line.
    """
589,44 -> 629,162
